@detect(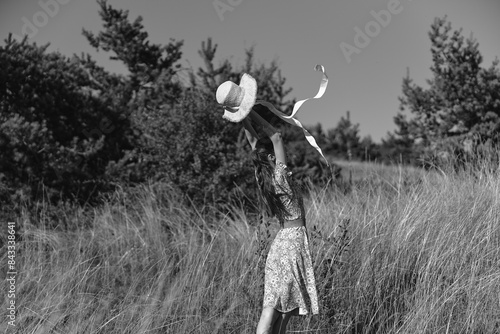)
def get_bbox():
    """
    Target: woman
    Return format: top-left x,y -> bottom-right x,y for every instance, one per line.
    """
215,74 -> 319,333
242,111 -> 319,334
